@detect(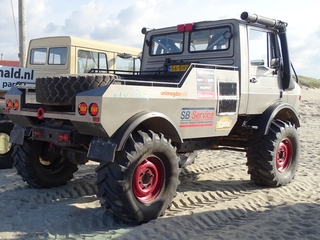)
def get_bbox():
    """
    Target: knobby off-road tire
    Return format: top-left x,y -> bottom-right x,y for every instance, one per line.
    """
0,122 -> 14,169
12,140 -> 78,188
36,74 -> 119,105
96,130 -> 180,224
246,120 -> 300,186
